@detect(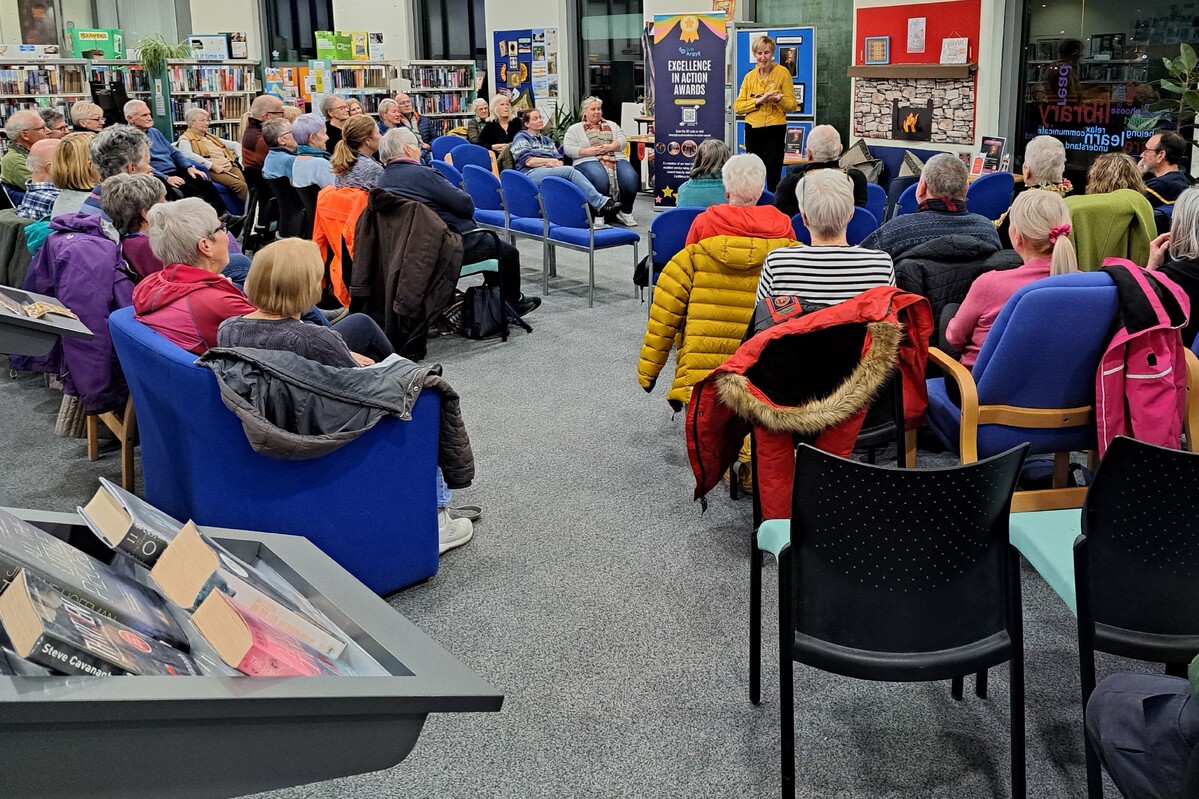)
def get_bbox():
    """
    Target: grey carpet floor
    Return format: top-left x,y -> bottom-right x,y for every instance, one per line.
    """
0,202 -> 1140,798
